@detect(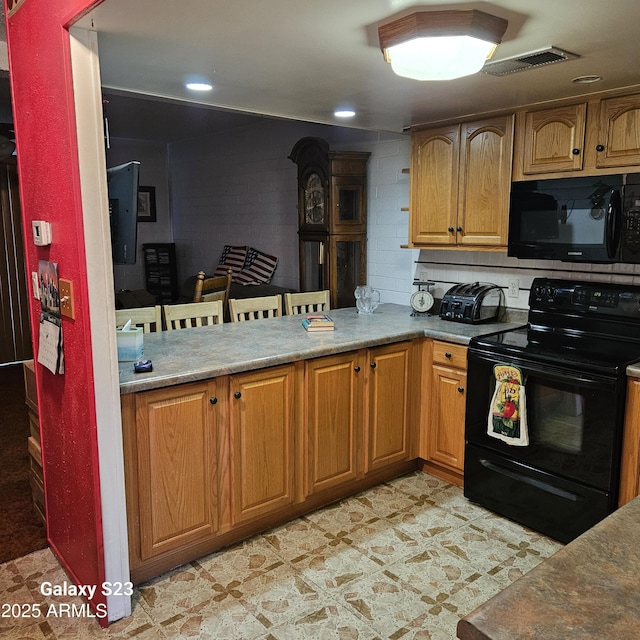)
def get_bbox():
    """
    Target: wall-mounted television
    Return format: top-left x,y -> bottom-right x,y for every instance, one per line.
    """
107,161 -> 140,264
